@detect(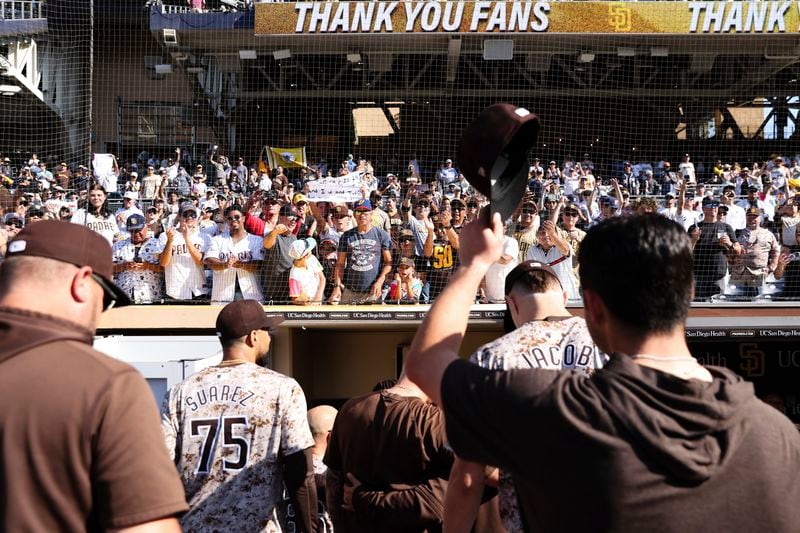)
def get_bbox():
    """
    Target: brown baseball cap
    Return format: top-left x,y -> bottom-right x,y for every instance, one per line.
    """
457,103 -> 540,221
215,300 -> 284,341
504,260 -> 562,295
5,220 -> 131,309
